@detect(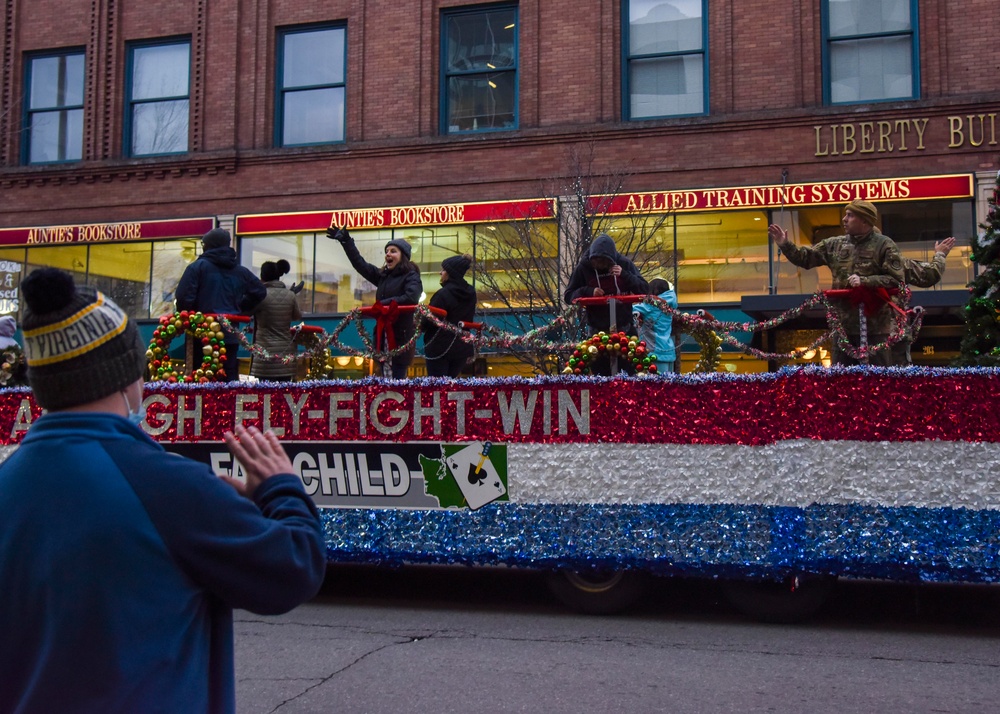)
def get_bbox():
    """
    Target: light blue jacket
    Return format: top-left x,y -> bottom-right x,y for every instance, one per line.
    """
632,289 -> 679,365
